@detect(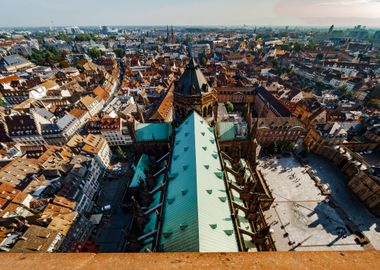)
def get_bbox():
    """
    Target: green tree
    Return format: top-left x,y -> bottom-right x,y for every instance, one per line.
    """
289,143 -> 297,152
29,48 -> 67,66
338,84 -> 348,95
293,42 -> 304,52
272,59 -> 279,69
308,40 -> 317,50
199,56 -> 207,66
115,146 -> 126,159
284,66 -> 294,73
184,35 -> 193,45
0,34 -> 9,40
113,48 -> 125,58
88,47 -> 102,59
225,101 -> 234,113
56,33 -> 71,42
316,53 -> 323,61
151,45 -> 160,52
75,33 -> 94,42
